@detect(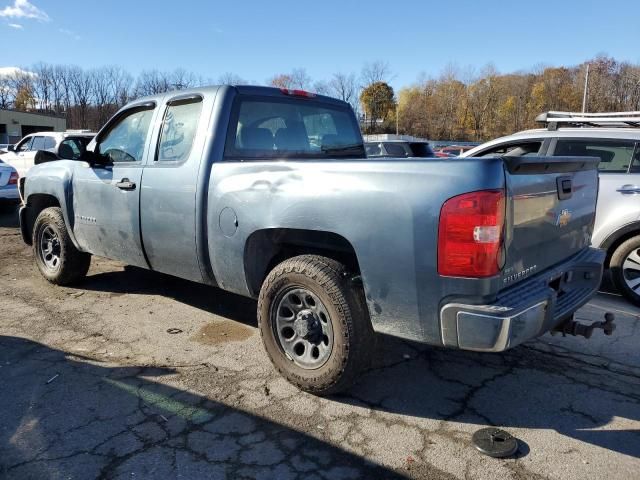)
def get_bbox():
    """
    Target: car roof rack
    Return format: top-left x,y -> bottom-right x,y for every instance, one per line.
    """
535,111 -> 640,130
